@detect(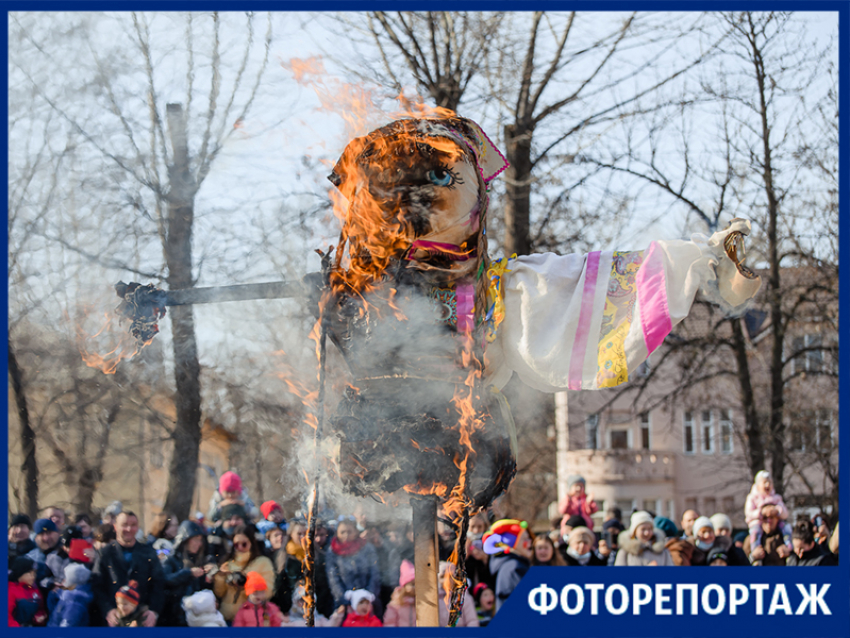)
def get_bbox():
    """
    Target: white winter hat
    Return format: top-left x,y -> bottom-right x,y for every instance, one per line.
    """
710,513 -> 732,532
182,590 -> 217,614
628,511 -> 655,537
755,470 -> 770,483
345,589 -> 375,609
64,563 -> 91,586
692,516 -> 714,536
